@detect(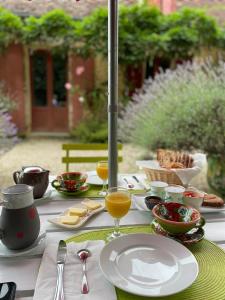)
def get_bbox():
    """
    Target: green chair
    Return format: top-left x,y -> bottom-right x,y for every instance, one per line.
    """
62,143 -> 123,172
